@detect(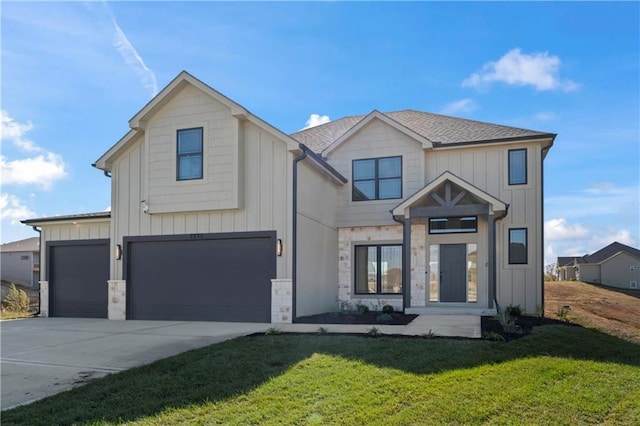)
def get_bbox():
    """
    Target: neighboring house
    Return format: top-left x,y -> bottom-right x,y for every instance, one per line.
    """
0,237 -> 40,288
557,242 -> 640,289
23,71 -> 555,323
